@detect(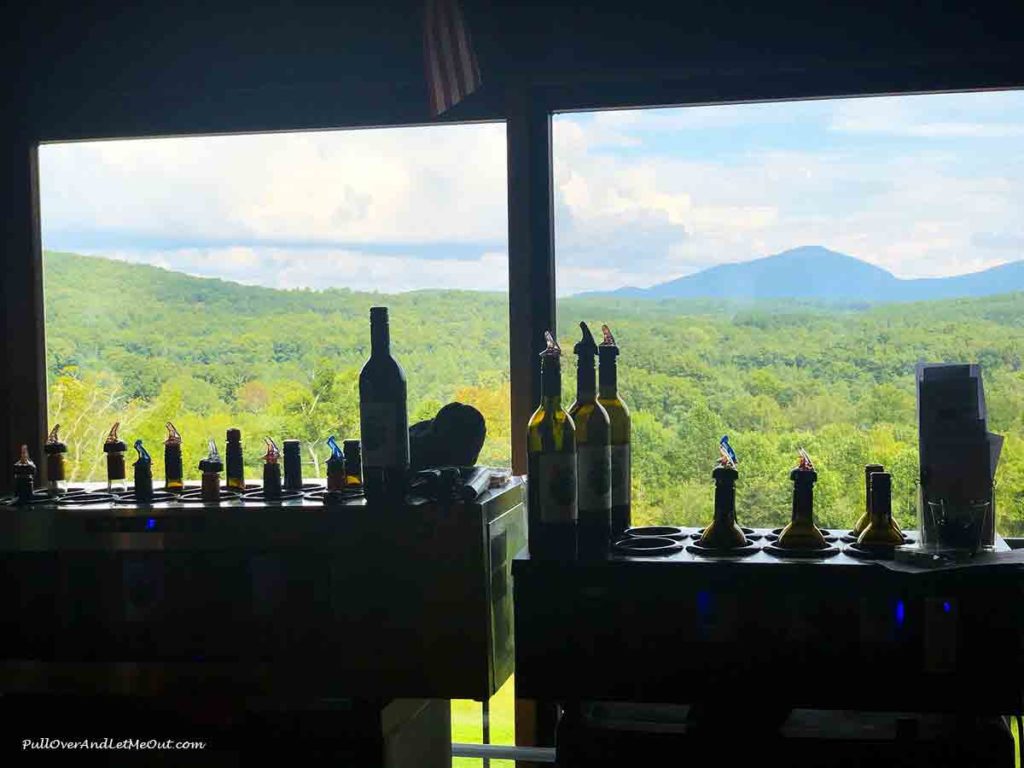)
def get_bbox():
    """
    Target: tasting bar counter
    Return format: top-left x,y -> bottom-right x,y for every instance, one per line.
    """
513,528 -> 1024,715
0,477 -> 525,702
